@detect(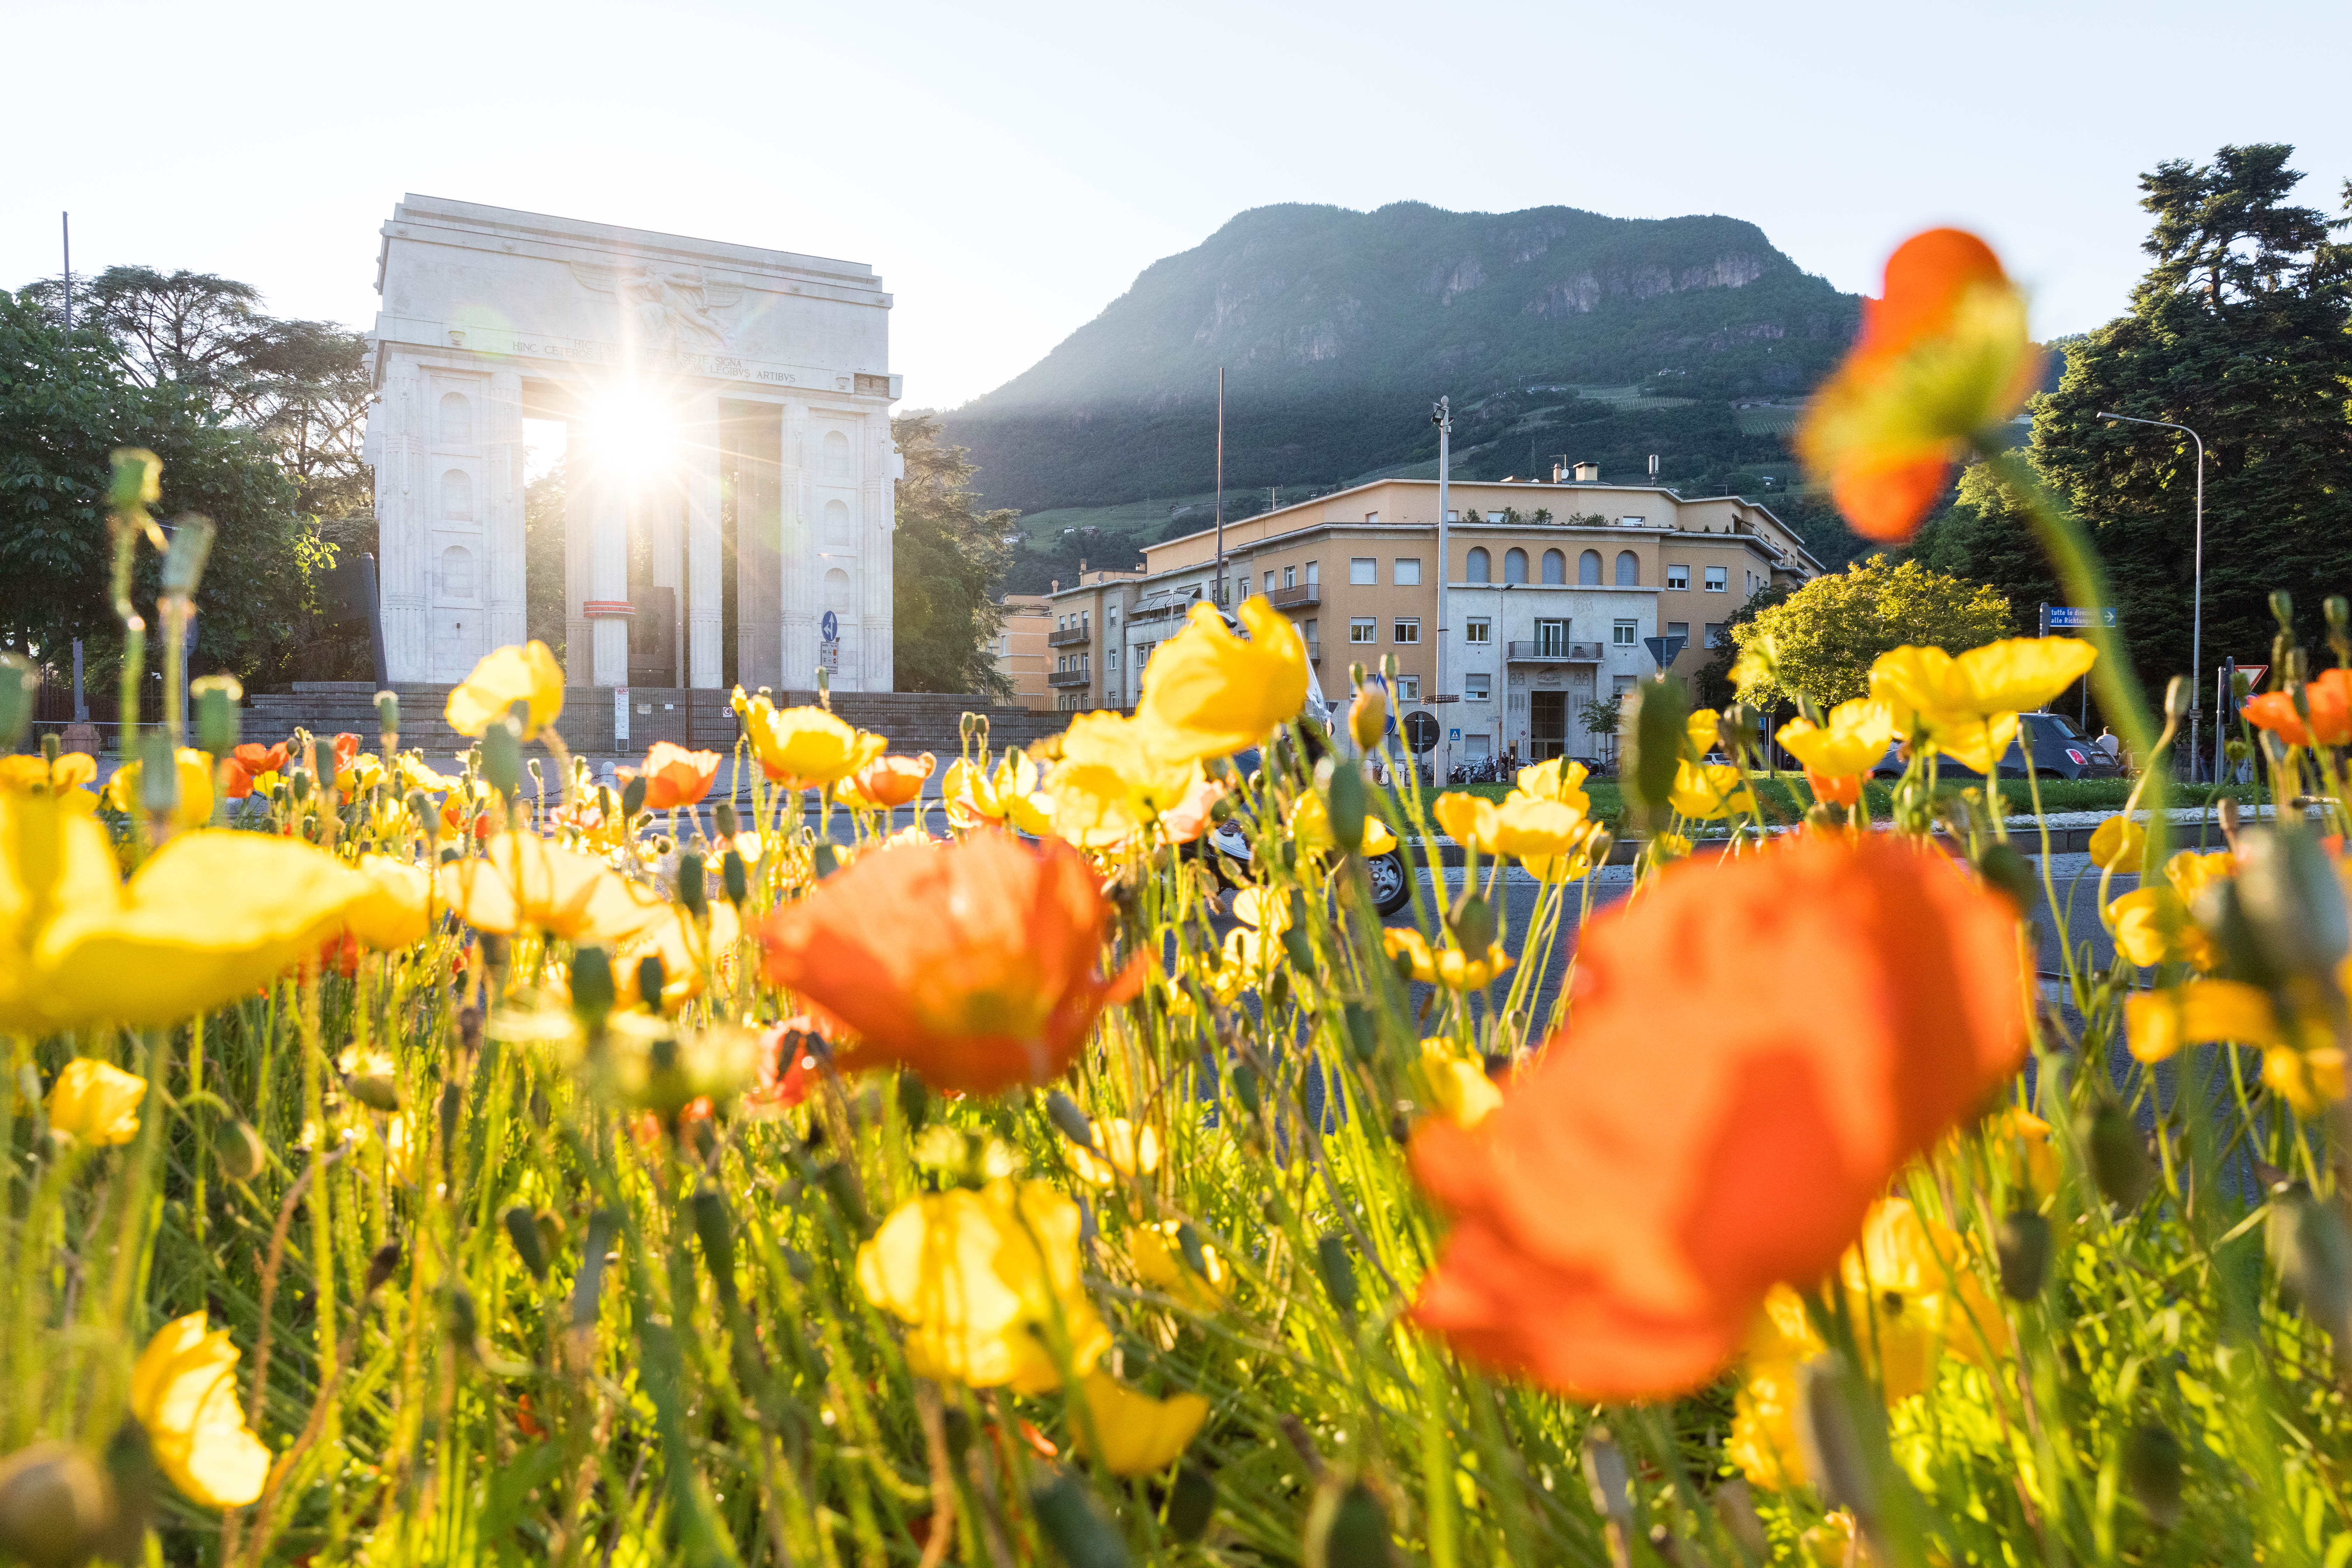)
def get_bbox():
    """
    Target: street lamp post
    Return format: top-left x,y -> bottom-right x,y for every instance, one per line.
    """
2097,411 -> 2206,779
1432,397 -> 1451,791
